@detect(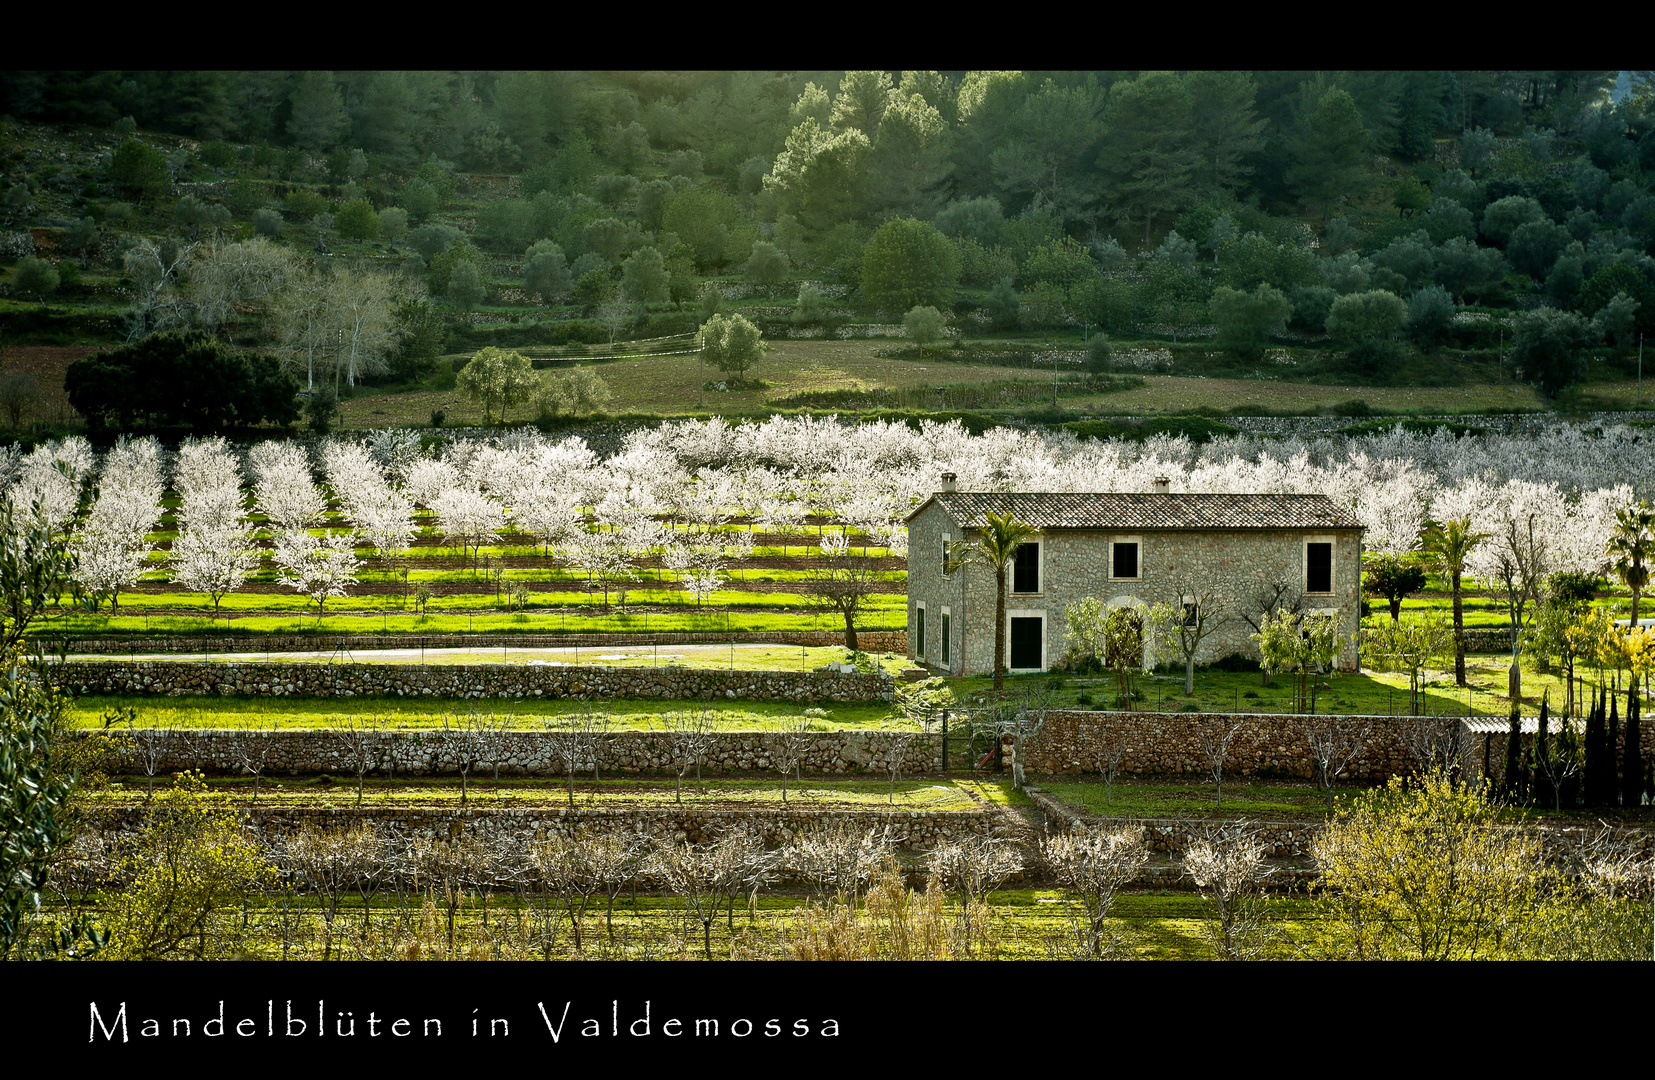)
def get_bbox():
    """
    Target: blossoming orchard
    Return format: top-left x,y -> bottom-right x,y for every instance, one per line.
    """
9,417 -> 1649,642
